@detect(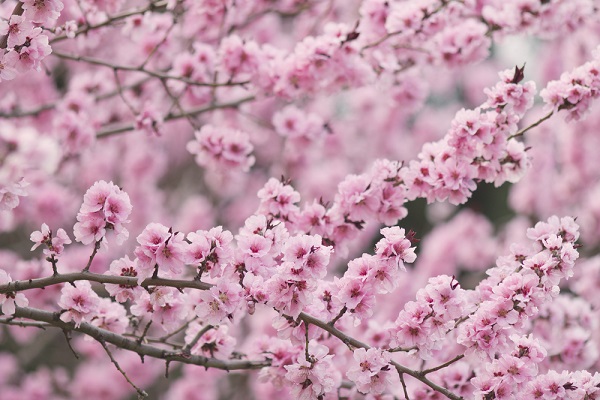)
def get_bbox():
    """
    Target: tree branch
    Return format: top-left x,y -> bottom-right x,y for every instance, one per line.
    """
0,272 -> 212,294
96,96 -> 255,138
51,50 -> 249,88
50,0 -> 170,44
13,306 -> 271,371
299,312 -> 463,400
